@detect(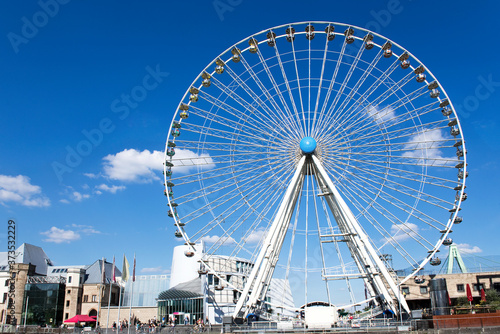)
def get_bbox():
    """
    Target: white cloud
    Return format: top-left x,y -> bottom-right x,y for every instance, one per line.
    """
456,243 -> 482,254
246,228 -> 267,244
402,129 -> 453,164
170,149 -> 216,174
83,173 -> 99,179
141,266 -> 170,274
41,227 -> 80,243
366,105 -> 396,124
103,149 -> 163,183
102,148 -> 215,183
0,175 -> 50,207
390,223 -> 419,242
96,184 -> 126,194
70,224 -> 101,235
72,191 -> 90,202
59,199 -> 71,204
202,235 -> 236,246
